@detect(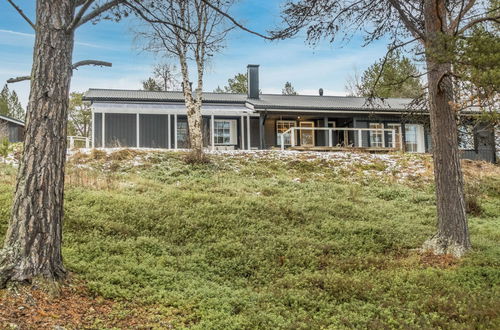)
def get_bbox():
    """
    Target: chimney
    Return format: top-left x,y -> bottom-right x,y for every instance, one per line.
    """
319,88 -> 324,96
247,64 -> 260,99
